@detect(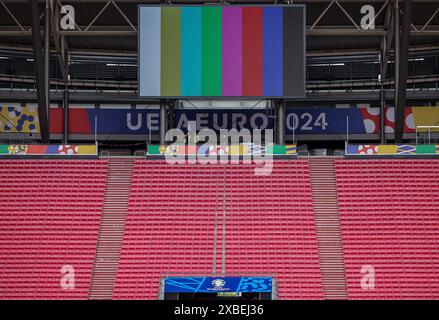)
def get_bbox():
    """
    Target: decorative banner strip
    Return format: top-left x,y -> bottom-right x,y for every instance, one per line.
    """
0,144 -> 97,156
149,144 -> 297,156
346,144 -> 439,156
